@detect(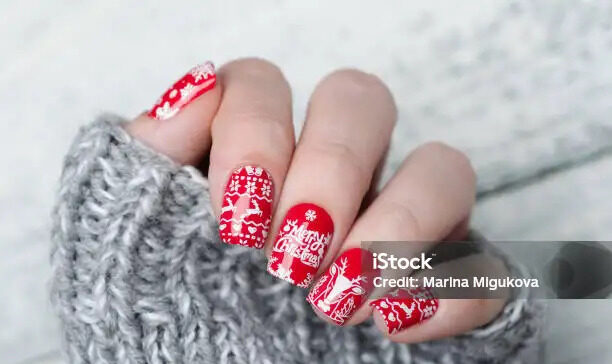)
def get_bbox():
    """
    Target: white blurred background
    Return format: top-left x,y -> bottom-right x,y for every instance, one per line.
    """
2,1 -> 612,363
